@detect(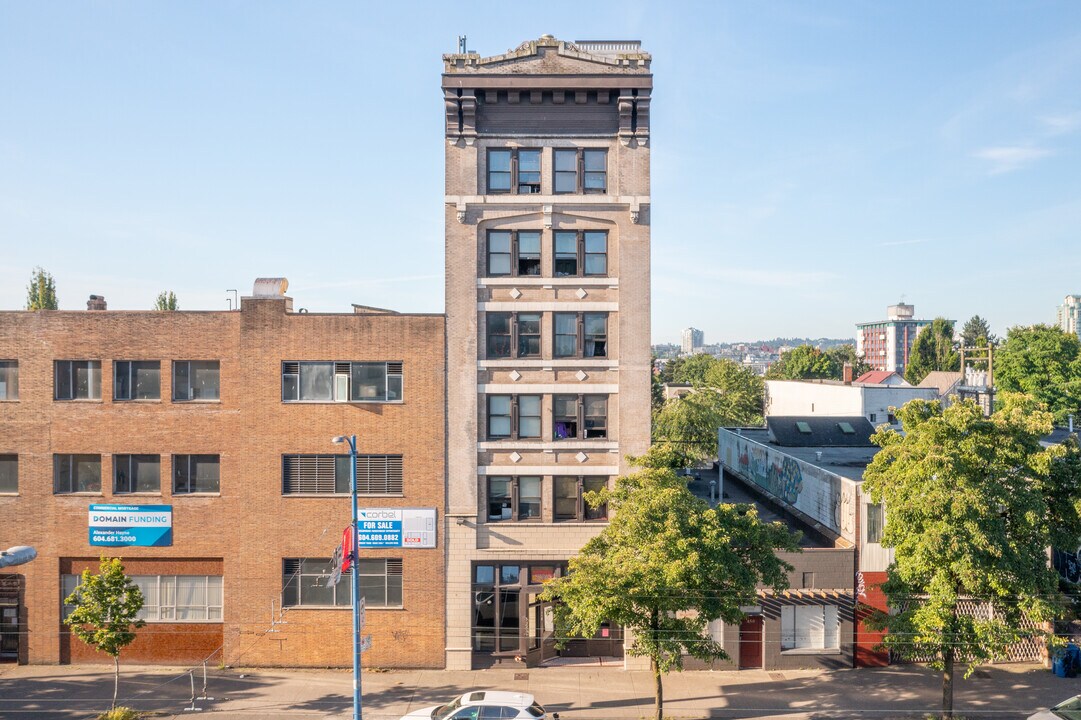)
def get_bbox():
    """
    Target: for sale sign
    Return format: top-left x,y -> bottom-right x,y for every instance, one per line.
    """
356,508 -> 436,548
